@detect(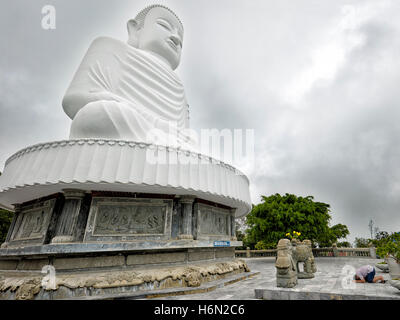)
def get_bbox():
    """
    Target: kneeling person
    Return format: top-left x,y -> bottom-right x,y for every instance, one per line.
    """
354,265 -> 385,283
